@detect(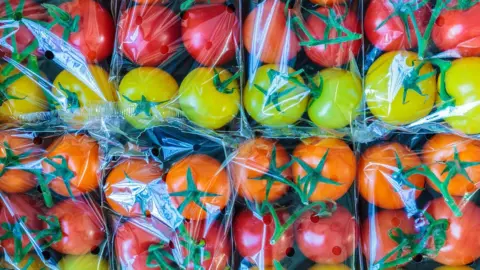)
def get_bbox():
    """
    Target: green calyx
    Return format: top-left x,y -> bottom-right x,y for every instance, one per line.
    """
450,0 -> 480,10
373,212 -> 448,270
23,168 -> 54,208
0,142 -> 31,177
213,69 -> 241,94
56,82 -> 80,111
43,155 -> 76,199
273,260 -> 284,270
42,4 -> 80,40
401,60 -> 436,104
122,95 -> 169,117
146,242 -> 176,270
441,147 -> 480,183
169,167 -> 220,213
429,58 -> 454,110
0,73 -> 26,107
35,215 -> 62,249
